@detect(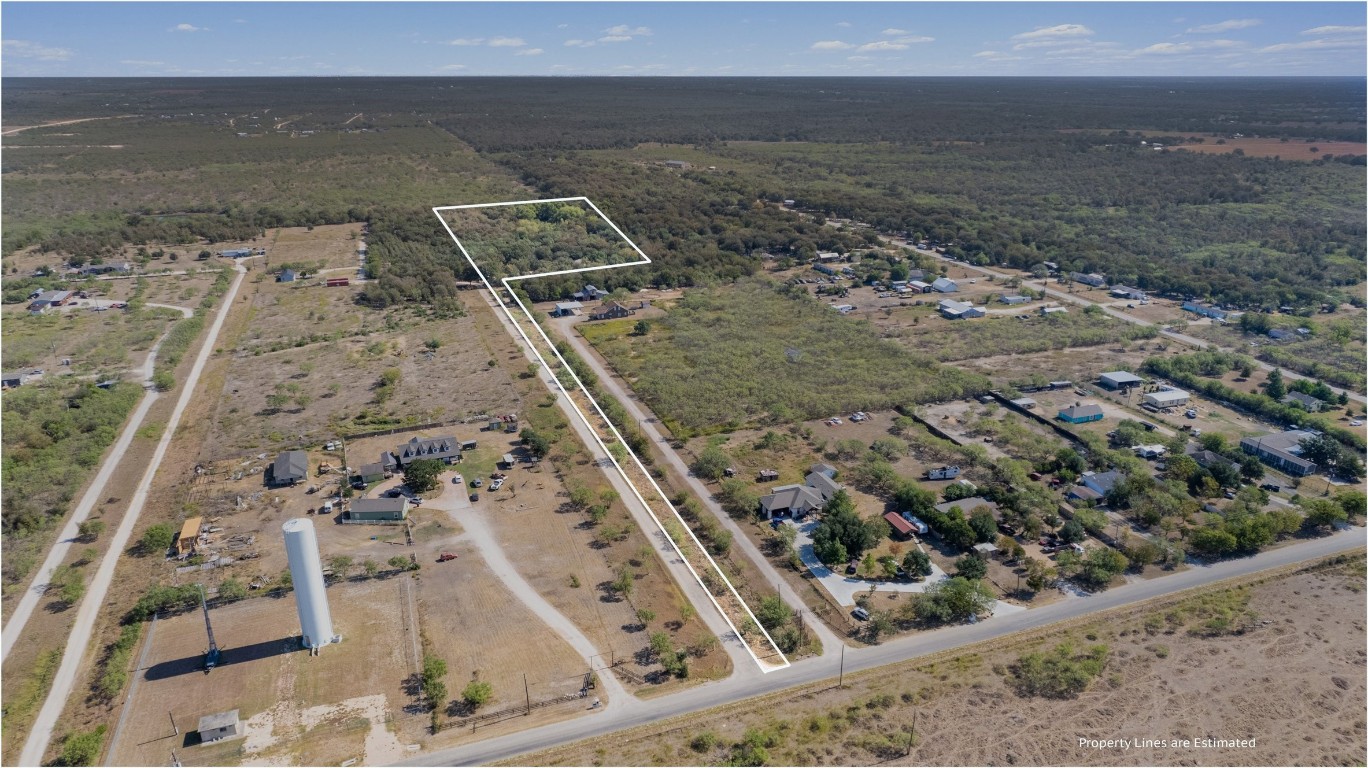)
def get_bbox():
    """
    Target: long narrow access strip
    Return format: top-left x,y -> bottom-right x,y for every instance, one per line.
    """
434,197 -> 789,673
